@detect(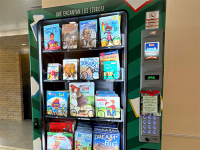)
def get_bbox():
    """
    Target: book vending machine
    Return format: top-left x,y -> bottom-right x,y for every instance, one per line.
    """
28,0 -> 166,150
